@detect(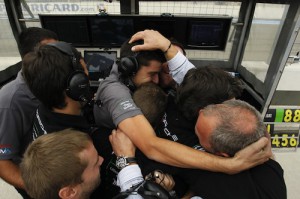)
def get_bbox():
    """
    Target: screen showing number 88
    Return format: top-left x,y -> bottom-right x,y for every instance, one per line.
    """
283,109 -> 300,122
